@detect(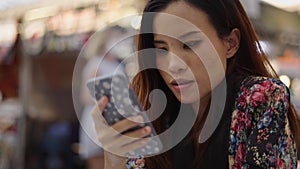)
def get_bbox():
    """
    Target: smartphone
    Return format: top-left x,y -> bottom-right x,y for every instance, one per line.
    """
86,73 -> 163,157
